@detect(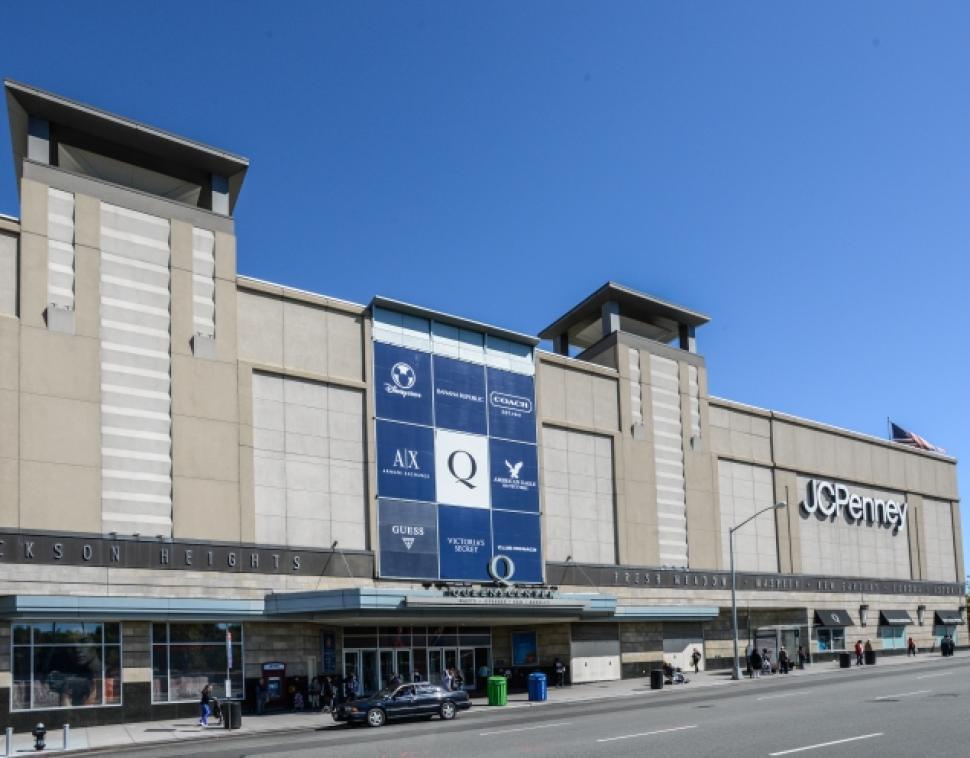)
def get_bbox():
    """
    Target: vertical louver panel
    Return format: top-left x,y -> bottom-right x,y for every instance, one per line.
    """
688,365 -> 701,442
47,188 -> 75,309
628,348 -> 642,426
99,203 -> 172,536
650,355 -> 688,566
192,228 -> 215,337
